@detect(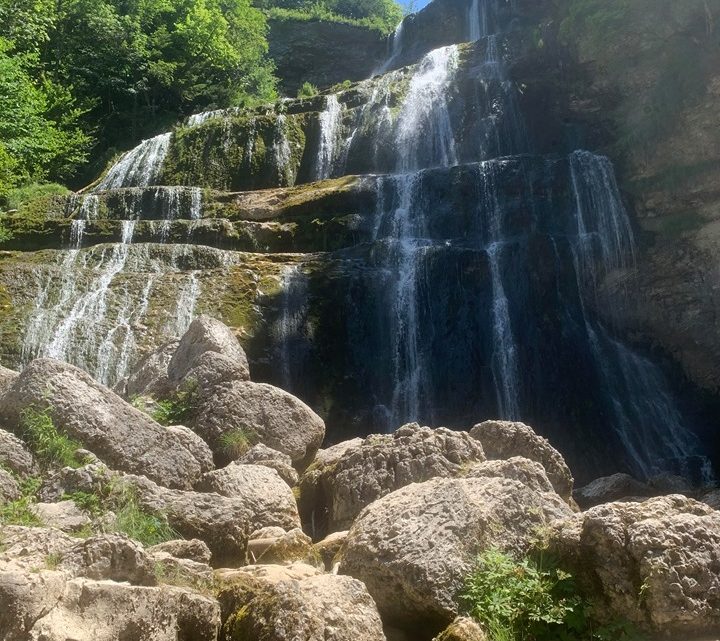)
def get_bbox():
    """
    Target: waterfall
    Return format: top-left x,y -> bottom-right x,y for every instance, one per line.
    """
395,45 -> 460,171
273,115 -> 294,186
375,18 -> 406,74
315,95 -> 343,181
96,133 -> 172,190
